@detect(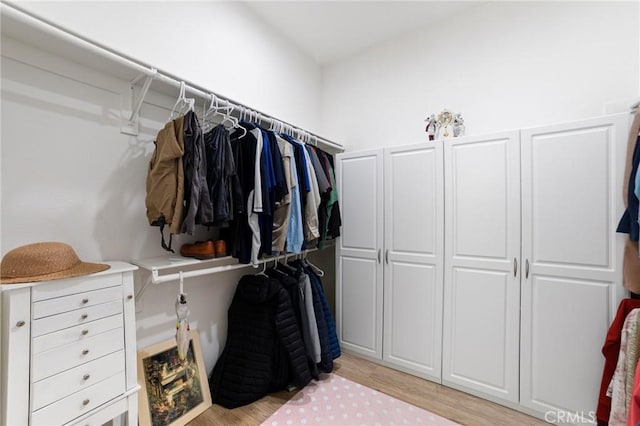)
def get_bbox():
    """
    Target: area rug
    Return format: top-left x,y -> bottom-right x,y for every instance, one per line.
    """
261,374 -> 459,426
